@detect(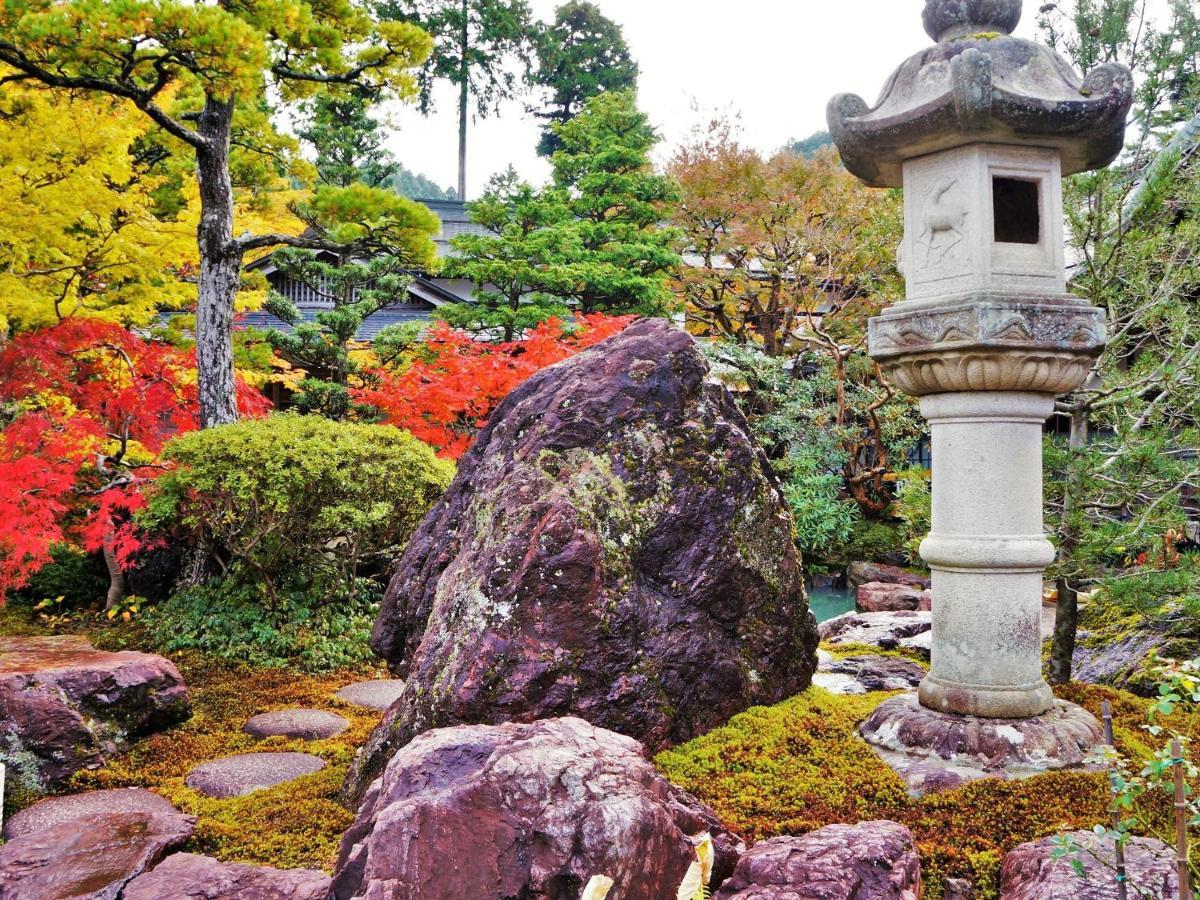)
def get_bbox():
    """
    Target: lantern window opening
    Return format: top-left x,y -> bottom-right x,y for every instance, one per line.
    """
992,176 -> 1041,246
